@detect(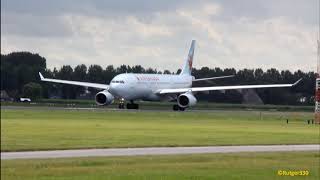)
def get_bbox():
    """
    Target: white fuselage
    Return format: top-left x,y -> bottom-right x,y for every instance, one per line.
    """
108,73 -> 193,101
